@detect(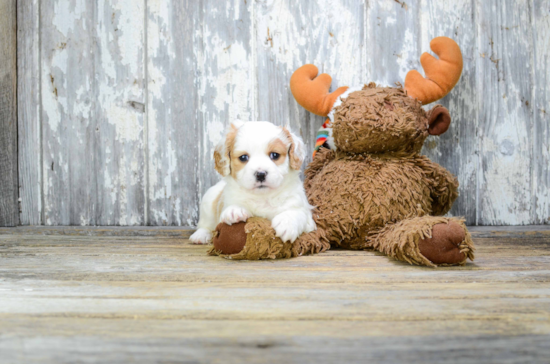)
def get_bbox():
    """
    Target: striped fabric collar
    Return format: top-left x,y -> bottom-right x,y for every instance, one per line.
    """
313,118 -> 333,158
